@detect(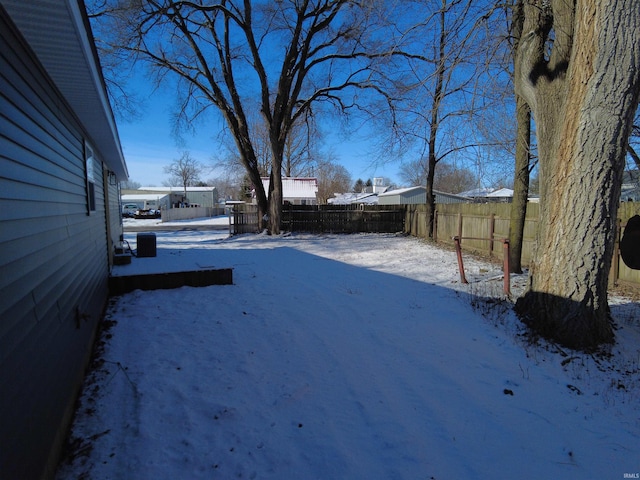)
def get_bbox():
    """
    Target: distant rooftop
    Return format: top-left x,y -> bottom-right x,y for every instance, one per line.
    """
261,177 -> 318,198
